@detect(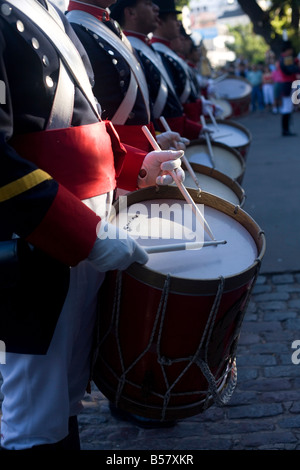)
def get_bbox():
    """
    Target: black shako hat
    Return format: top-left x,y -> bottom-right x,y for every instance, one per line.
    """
110,0 -> 181,21
155,0 -> 181,14
109,0 -> 137,22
